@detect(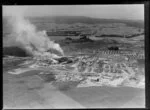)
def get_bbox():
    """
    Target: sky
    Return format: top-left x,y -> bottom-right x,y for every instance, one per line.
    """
3,5 -> 144,20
